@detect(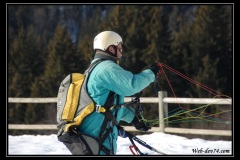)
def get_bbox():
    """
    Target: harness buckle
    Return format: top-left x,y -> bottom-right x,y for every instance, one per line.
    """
108,121 -> 113,128
96,104 -> 101,112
